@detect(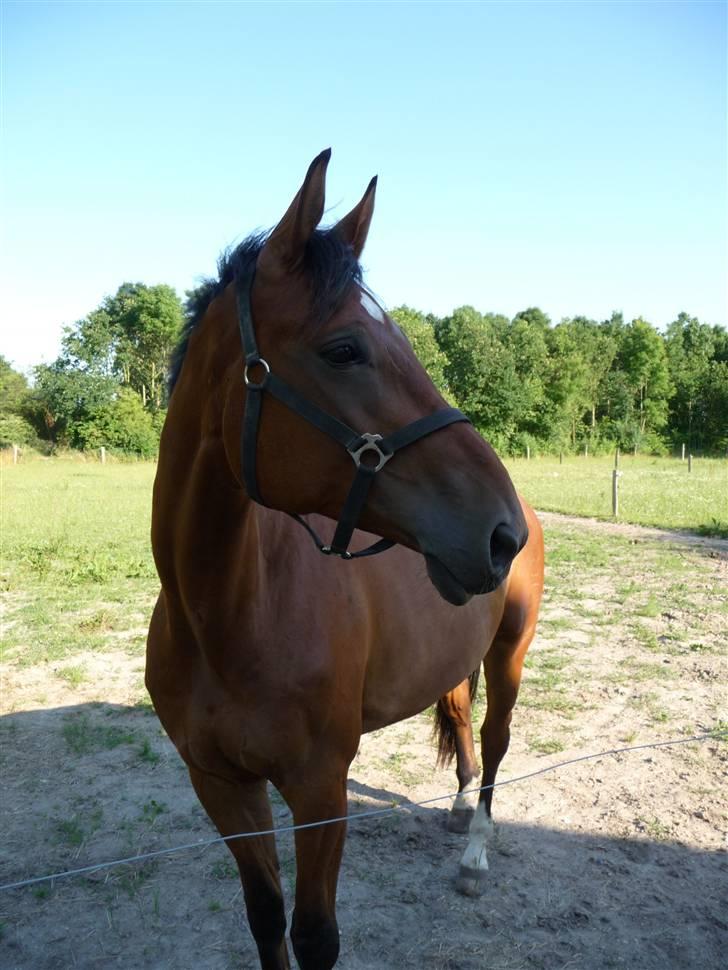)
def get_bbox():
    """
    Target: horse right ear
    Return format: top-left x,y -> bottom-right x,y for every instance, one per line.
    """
333,175 -> 377,259
258,149 -> 331,278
